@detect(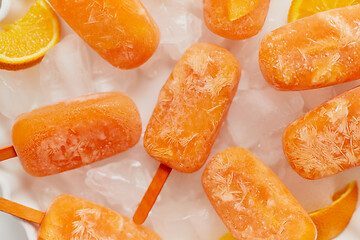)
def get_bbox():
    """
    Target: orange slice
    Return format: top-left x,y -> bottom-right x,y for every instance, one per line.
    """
288,0 -> 360,22
0,0 -> 60,70
227,0 -> 259,21
309,181 -> 358,240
